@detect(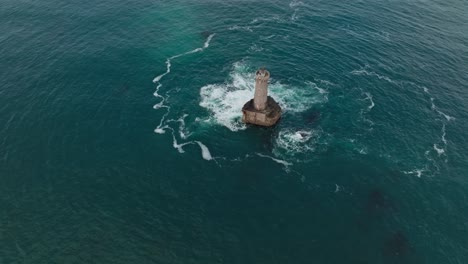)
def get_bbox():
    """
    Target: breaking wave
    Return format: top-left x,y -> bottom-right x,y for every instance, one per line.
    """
273,129 -> 321,159
199,62 -> 328,131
